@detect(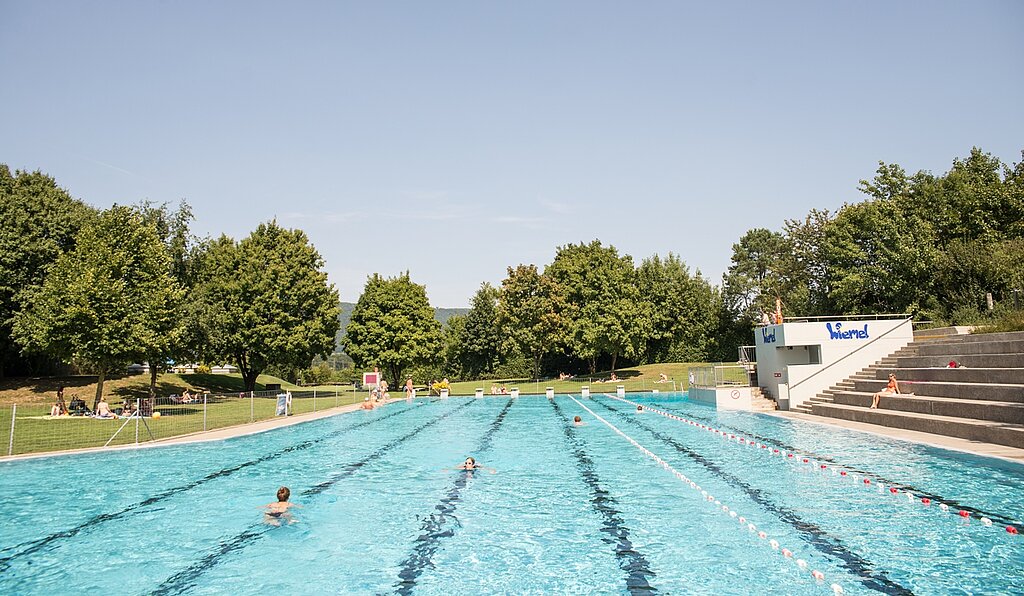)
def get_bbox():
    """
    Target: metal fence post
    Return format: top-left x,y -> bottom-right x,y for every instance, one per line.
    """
313,389 -> 317,412
335,387 -> 339,408
8,404 -> 15,456
250,391 -> 254,422
135,399 -> 140,445
203,394 -> 208,431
